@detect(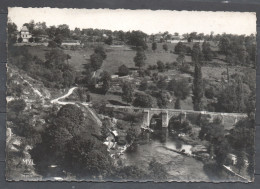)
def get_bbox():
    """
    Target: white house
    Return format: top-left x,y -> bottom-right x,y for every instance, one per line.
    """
17,26 -> 32,43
